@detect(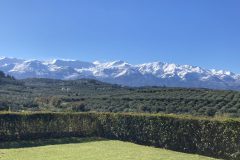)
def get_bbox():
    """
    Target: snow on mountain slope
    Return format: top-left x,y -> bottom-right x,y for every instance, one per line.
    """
0,57 -> 24,72
1,57 -> 240,90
